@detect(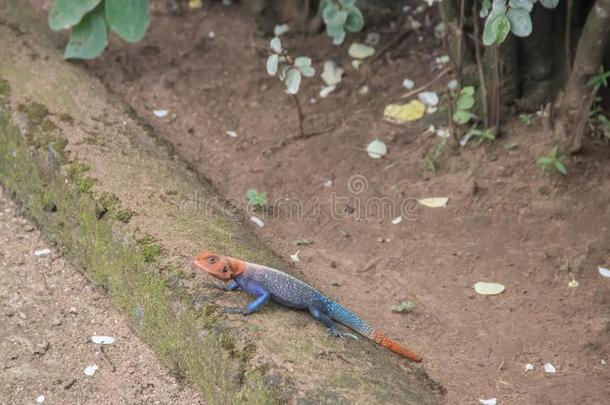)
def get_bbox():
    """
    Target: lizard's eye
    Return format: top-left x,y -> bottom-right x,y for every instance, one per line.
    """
222,266 -> 229,273
208,256 -> 217,264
